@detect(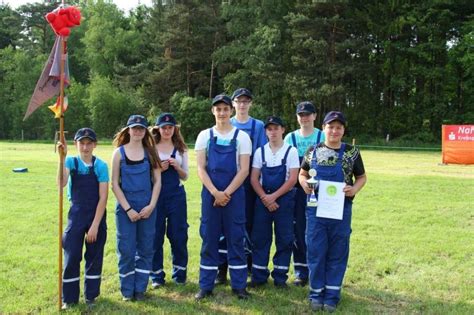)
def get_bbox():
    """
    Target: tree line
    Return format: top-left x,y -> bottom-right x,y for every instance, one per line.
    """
0,0 -> 472,143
